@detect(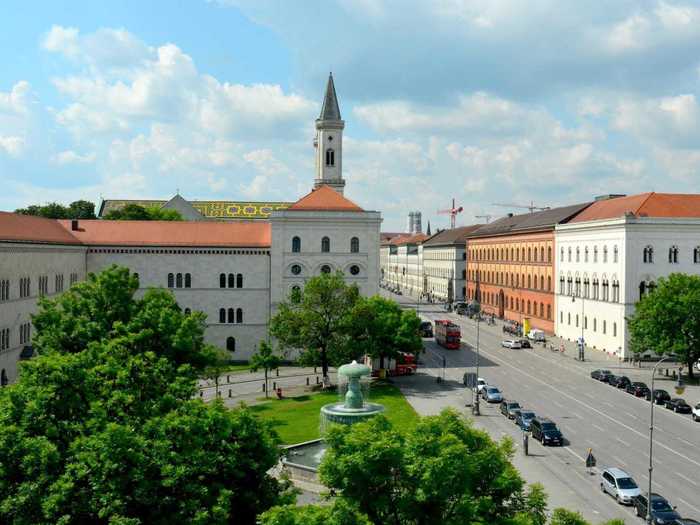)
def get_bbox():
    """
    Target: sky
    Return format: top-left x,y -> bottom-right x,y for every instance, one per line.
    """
2,1 -> 700,230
